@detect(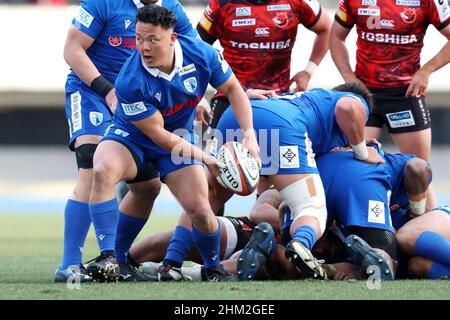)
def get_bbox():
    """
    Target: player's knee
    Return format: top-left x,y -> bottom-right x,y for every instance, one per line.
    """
404,158 -> 432,194
190,207 -> 216,230
407,256 -> 429,278
129,178 -> 161,200
92,161 -> 122,189
75,144 -> 97,169
280,174 -> 327,234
